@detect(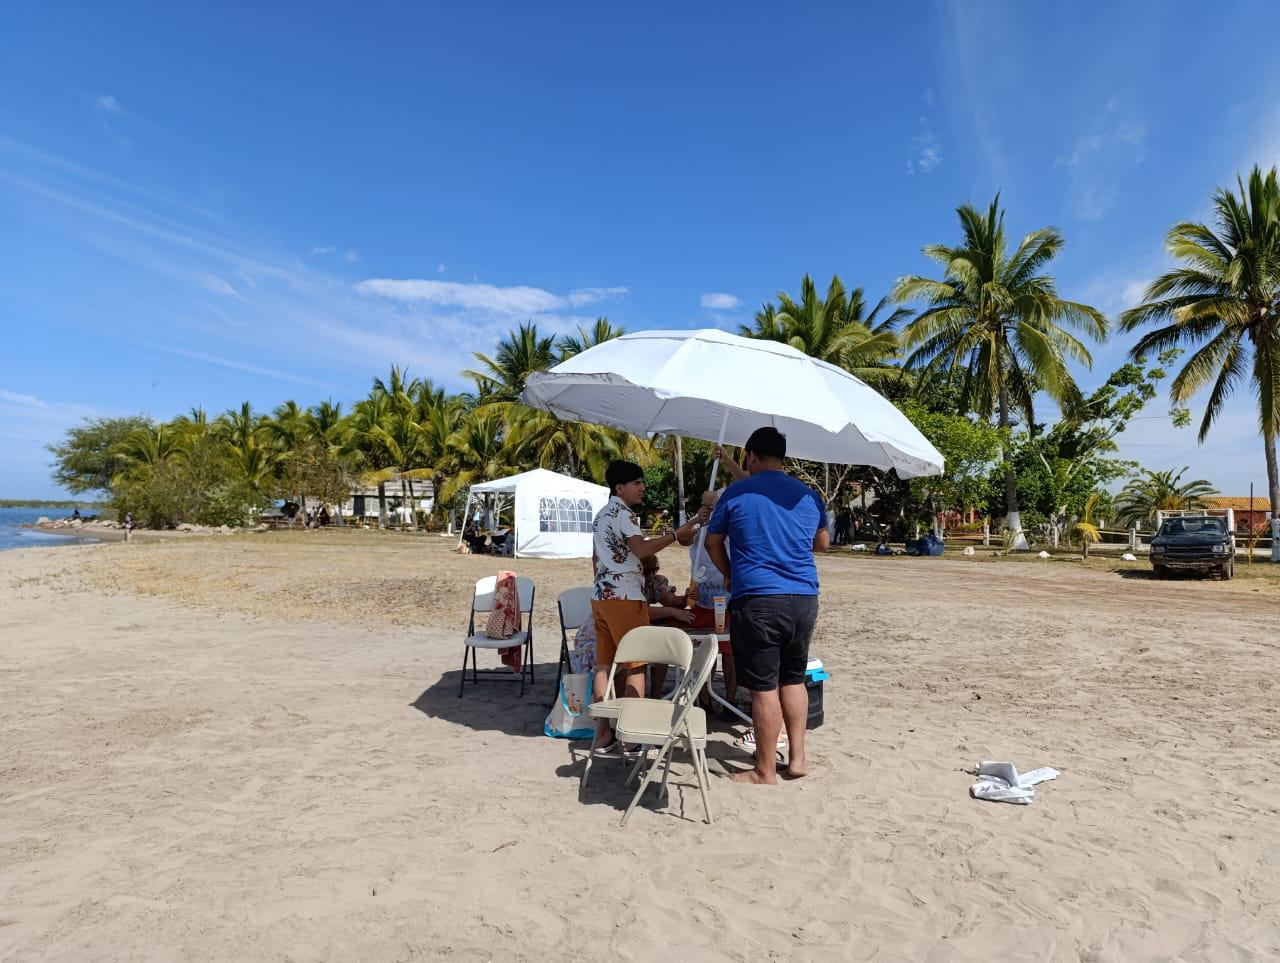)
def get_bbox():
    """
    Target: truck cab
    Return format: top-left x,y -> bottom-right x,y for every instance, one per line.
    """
1148,515 -> 1235,579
